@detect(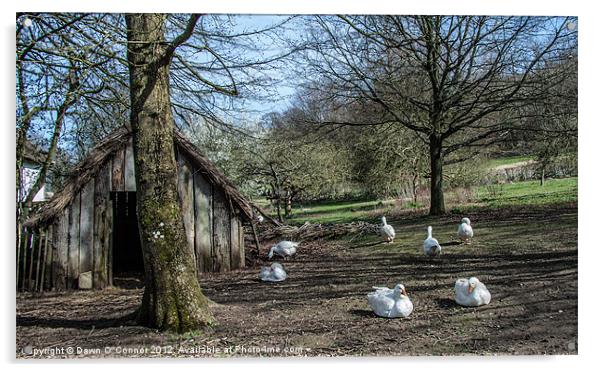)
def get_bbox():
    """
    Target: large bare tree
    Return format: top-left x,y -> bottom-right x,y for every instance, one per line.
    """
303,15 -> 577,214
